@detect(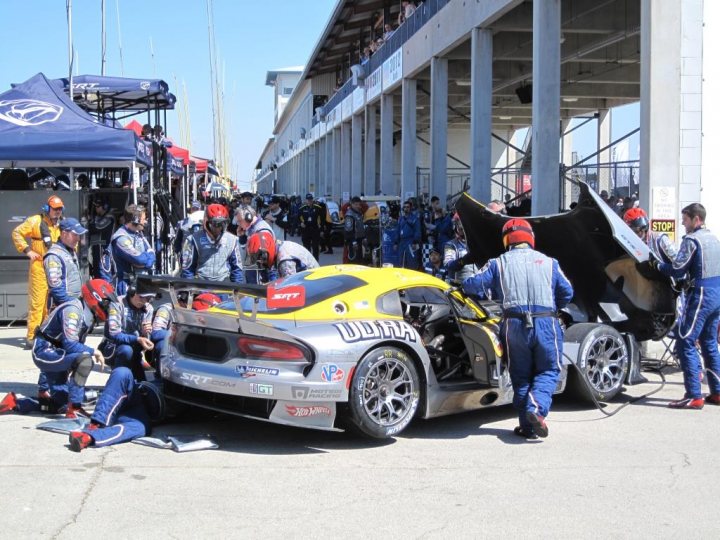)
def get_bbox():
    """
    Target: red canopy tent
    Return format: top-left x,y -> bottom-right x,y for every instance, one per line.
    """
124,119 -> 143,136
168,145 -> 190,166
